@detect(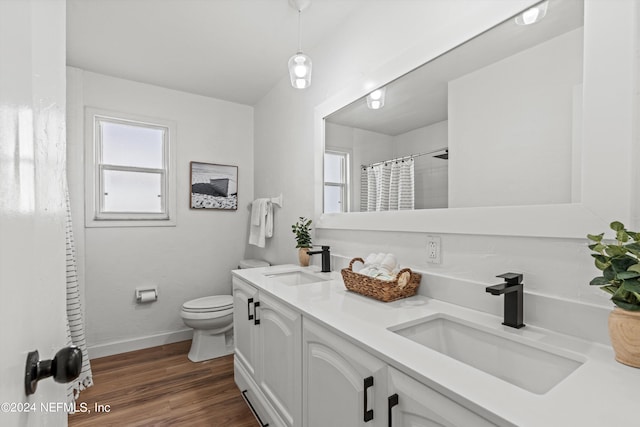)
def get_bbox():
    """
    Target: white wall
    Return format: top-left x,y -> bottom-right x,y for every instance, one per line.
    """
250,0 -> 638,342
449,28 -> 583,208
67,70 -> 254,356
